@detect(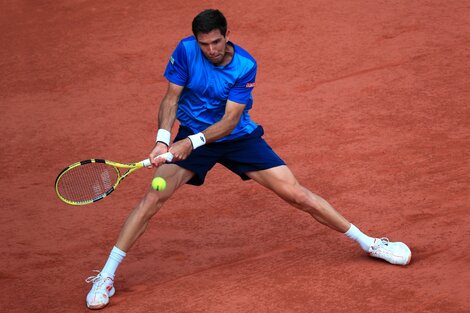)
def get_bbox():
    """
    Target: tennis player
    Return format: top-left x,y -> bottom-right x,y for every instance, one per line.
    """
85,9 -> 411,309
